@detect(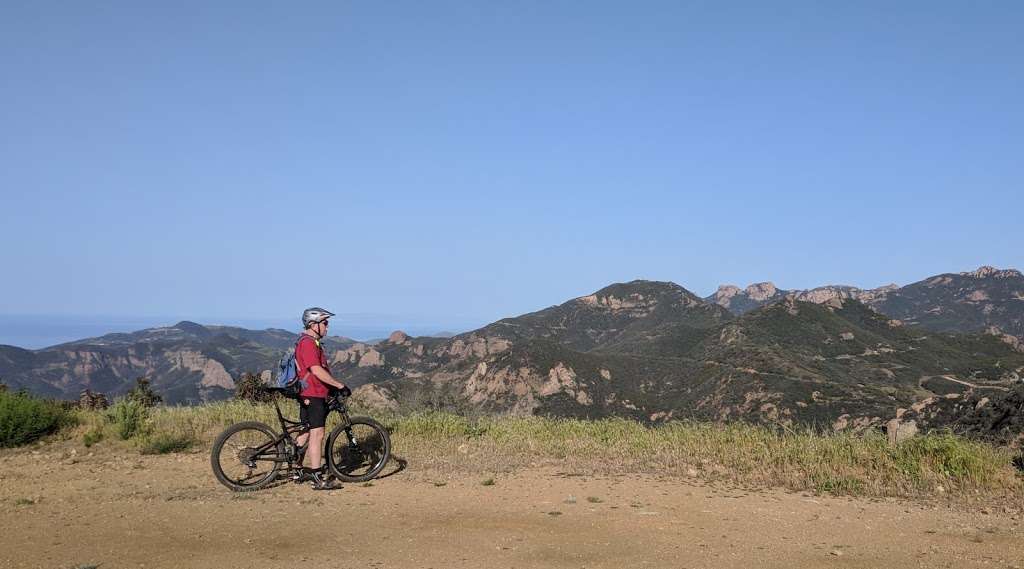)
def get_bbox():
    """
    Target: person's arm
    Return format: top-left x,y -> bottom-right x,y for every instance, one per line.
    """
310,365 -> 346,390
